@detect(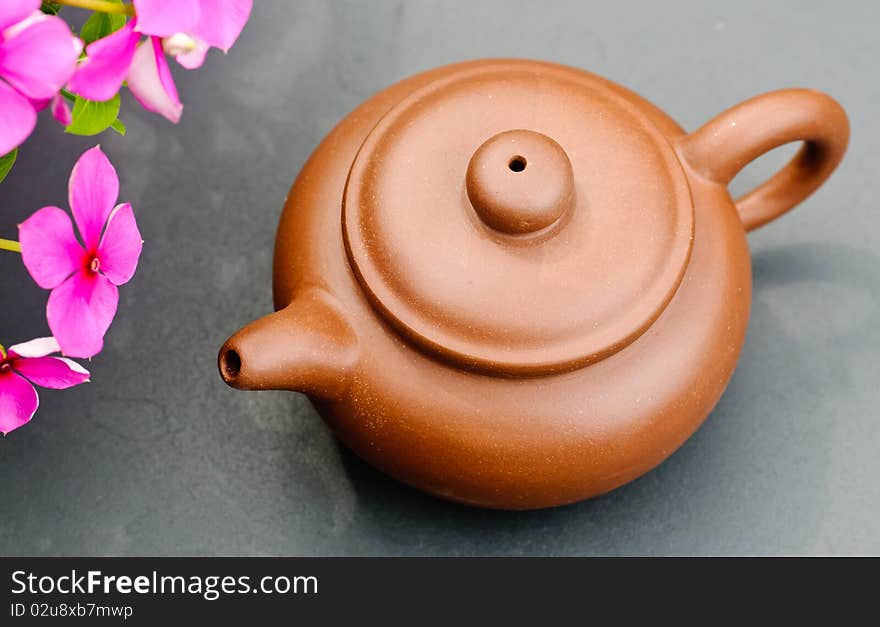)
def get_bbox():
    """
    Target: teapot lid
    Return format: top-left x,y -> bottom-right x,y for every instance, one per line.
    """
343,61 -> 693,375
